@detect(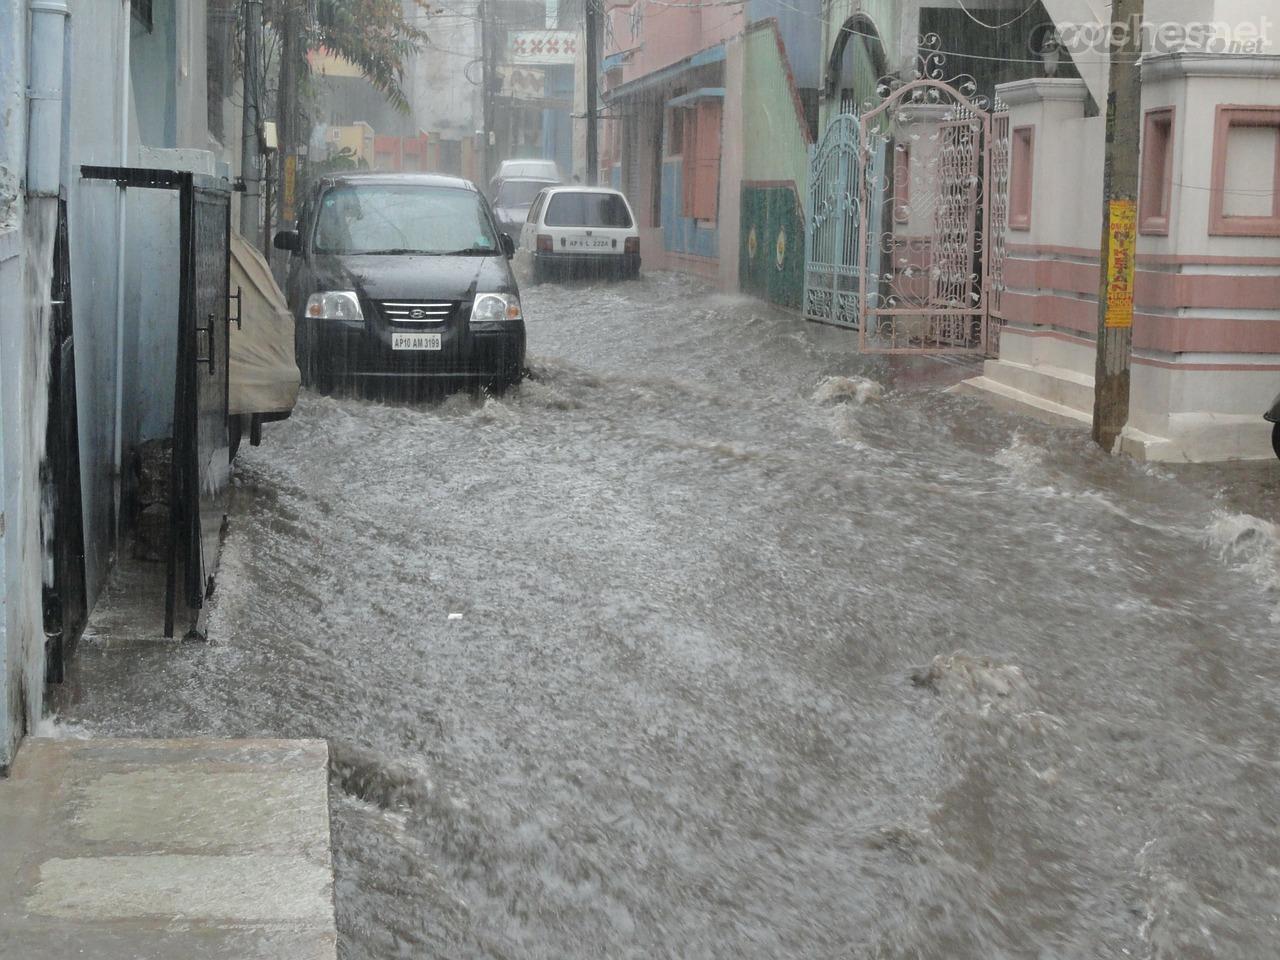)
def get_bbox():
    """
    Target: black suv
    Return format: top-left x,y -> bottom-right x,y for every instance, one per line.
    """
275,173 -> 525,391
